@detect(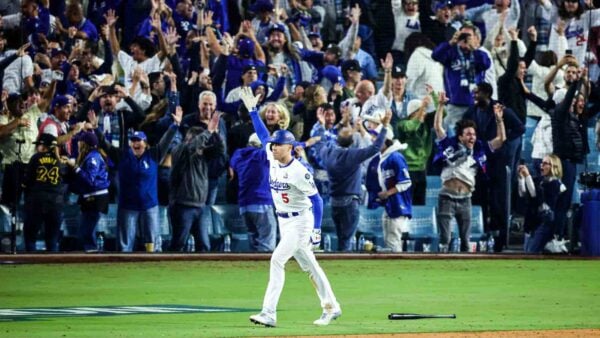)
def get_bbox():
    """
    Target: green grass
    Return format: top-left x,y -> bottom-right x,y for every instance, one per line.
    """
1,259 -> 599,337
